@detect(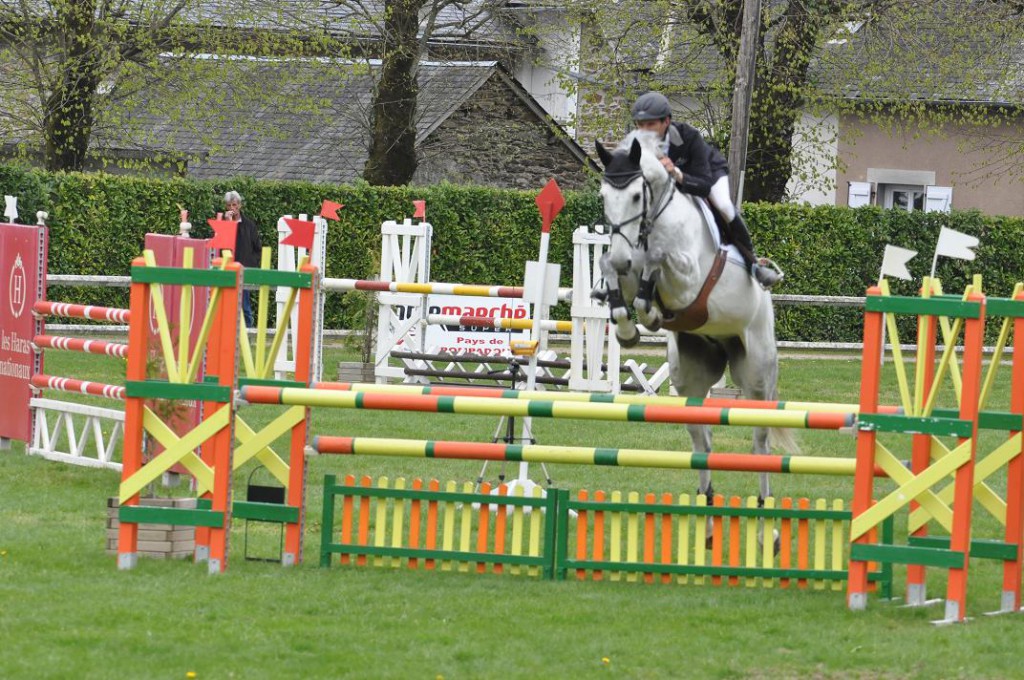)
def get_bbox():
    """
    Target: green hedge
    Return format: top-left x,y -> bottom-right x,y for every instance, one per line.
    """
2,164 -> 1022,342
